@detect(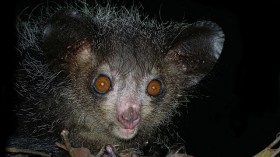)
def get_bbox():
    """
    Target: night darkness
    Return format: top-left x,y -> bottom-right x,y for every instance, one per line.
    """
2,0 -> 279,157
